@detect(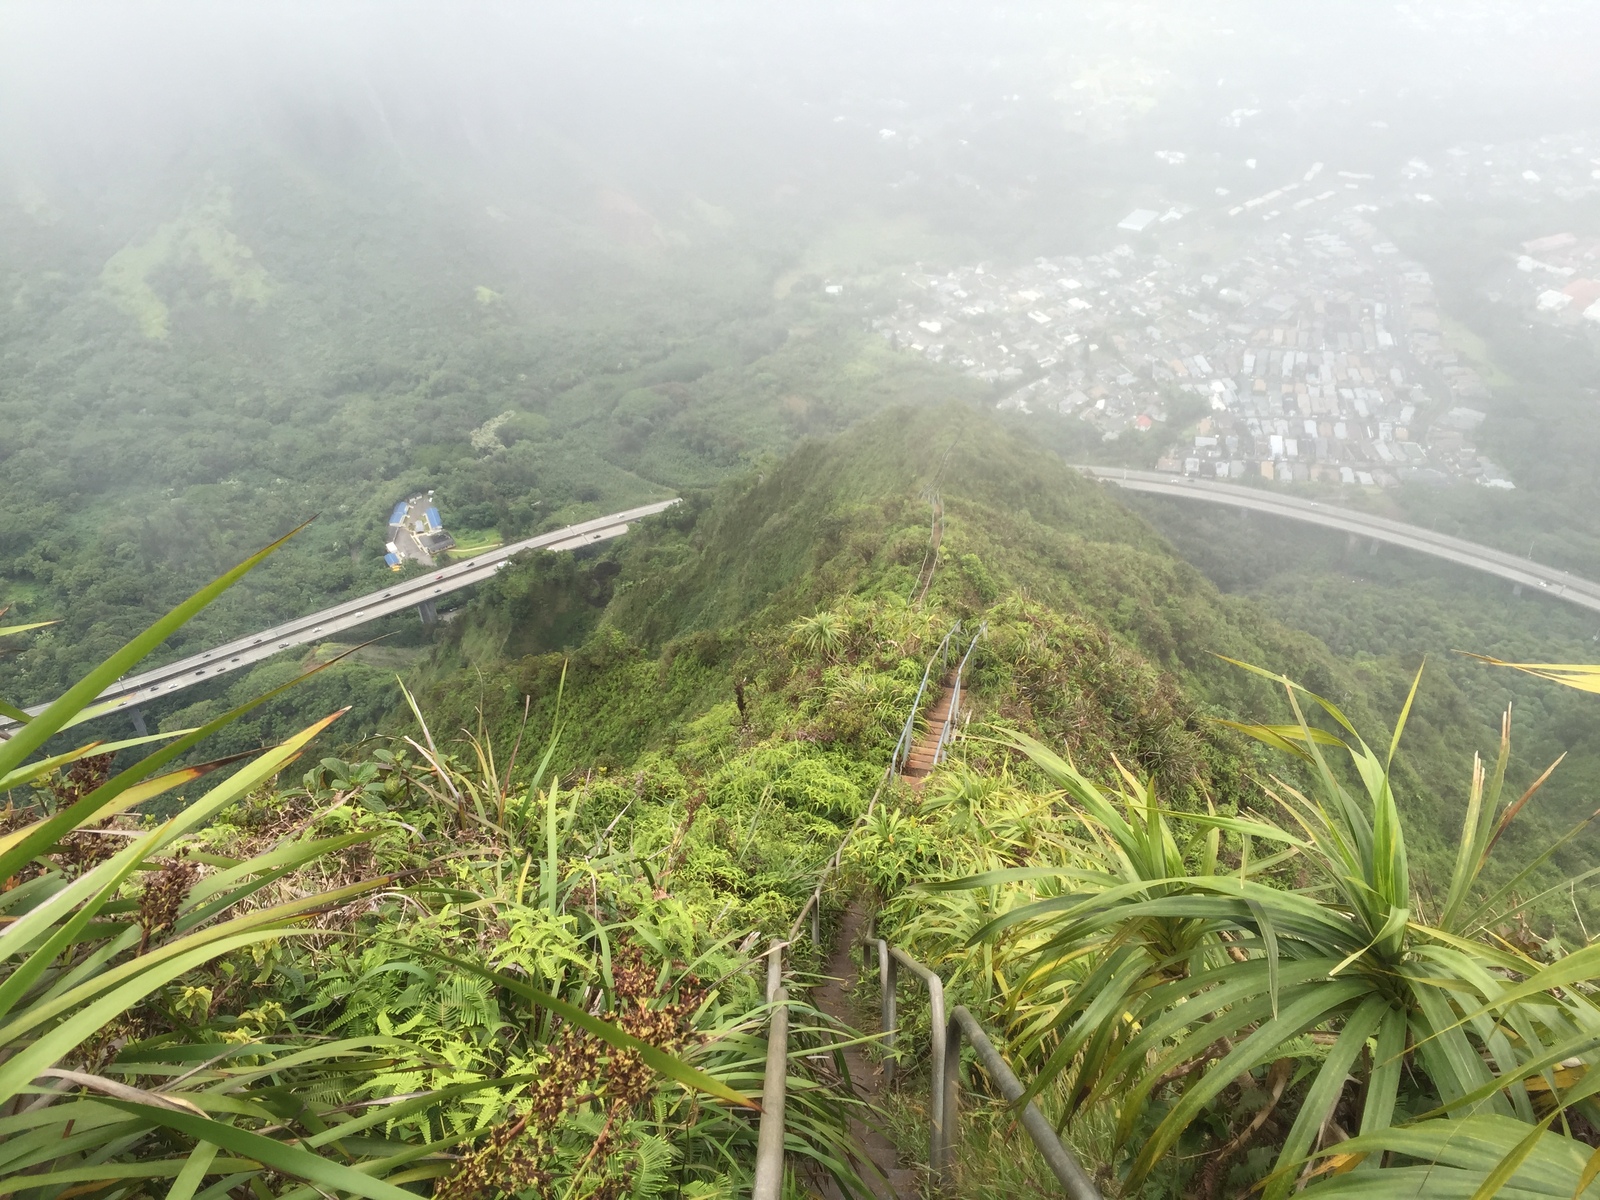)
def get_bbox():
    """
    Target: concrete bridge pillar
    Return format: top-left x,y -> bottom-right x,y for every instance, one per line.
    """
131,708 -> 148,737
417,599 -> 439,625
